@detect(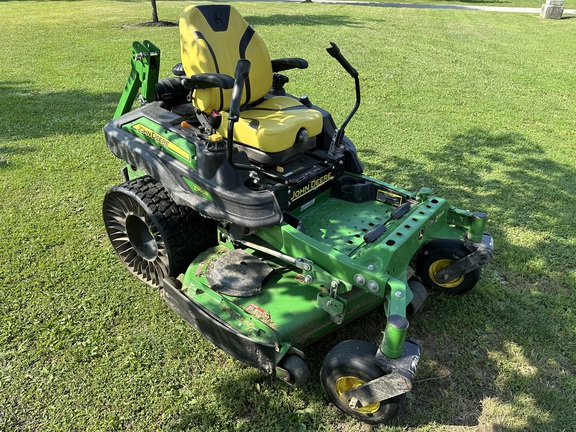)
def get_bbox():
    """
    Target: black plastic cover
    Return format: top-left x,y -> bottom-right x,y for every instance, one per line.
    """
104,102 -> 283,228
162,277 -> 277,374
